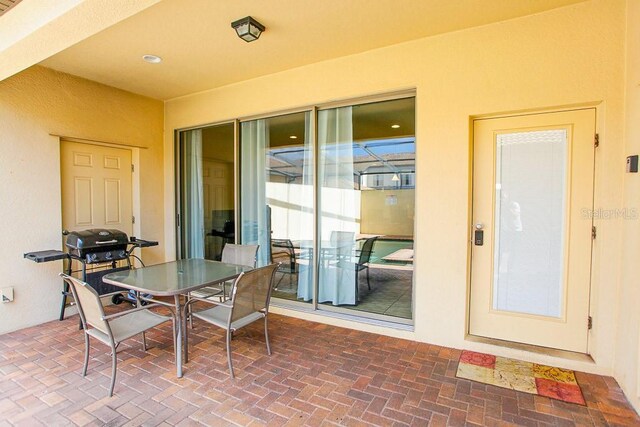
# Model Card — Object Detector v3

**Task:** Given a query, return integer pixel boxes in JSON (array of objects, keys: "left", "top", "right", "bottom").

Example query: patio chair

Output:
[
  {"left": 184, "top": 263, "right": 279, "bottom": 378},
  {"left": 190, "top": 243, "right": 259, "bottom": 300},
  {"left": 59, "top": 273, "right": 174, "bottom": 397},
  {"left": 337, "top": 236, "right": 378, "bottom": 298},
  {"left": 188, "top": 243, "right": 259, "bottom": 328},
  {"left": 270, "top": 238, "right": 298, "bottom": 288}
]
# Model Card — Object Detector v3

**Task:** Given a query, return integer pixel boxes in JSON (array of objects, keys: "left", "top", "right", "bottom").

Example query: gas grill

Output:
[
  {"left": 25, "top": 229, "right": 158, "bottom": 321},
  {"left": 66, "top": 229, "right": 130, "bottom": 264}
]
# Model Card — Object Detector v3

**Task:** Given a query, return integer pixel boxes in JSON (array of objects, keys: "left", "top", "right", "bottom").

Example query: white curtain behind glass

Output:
[
  {"left": 317, "top": 106, "right": 358, "bottom": 305},
  {"left": 240, "top": 120, "right": 269, "bottom": 266},
  {"left": 297, "top": 112, "right": 315, "bottom": 301},
  {"left": 183, "top": 129, "right": 204, "bottom": 259}
]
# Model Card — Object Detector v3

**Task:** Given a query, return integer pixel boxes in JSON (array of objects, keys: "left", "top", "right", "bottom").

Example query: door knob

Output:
[
  {"left": 62, "top": 229, "right": 70, "bottom": 235},
  {"left": 475, "top": 223, "right": 484, "bottom": 230}
]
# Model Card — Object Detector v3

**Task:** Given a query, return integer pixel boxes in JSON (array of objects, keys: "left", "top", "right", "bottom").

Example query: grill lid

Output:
[{"left": 66, "top": 229, "right": 129, "bottom": 252}]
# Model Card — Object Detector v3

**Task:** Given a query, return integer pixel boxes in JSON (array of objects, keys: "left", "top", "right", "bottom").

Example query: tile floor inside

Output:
[
  {"left": 272, "top": 267, "right": 413, "bottom": 320},
  {"left": 1, "top": 310, "right": 638, "bottom": 426}
]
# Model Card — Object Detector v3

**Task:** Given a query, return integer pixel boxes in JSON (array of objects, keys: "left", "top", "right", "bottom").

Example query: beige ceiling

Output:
[{"left": 40, "top": 0, "right": 585, "bottom": 101}]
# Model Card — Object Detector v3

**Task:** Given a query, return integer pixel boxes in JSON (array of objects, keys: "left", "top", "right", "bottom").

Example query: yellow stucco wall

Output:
[
  {"left": 164, "top": 0, "right": 627, "bottom": 379},
  {"left": 360, "top": 189, "right": 415, "bottom": 236},
  {"left": 0, "top": 65, "right": 164, "bottom": 334}
]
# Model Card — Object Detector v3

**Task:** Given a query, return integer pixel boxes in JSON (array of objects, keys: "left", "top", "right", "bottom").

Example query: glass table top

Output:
[{"left": 102, "top": 259, "right": 251, "bottom": 296}]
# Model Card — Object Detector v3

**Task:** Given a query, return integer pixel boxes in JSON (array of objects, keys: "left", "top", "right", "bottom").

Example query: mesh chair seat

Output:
[
  {"left": 86, "top": 310, "right": 171, "bottom": 345},
  {"left": 192, "top": 304, "right": 264, "bottom": 330}
]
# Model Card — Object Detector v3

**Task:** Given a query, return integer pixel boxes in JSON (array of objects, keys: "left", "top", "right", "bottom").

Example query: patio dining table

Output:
[{"left": 103, "top": 258, "right": 251, "bottom": 378}]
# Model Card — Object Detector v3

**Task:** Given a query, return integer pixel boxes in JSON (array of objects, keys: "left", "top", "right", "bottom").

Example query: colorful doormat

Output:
[{"left": 456, "top": 350, "right": 586, "bottom": 405}]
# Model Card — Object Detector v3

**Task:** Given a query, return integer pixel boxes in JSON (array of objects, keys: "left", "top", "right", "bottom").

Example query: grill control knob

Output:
[
  {"left": 87, "top": 253, "right": 97, "bottom": 262},
  {"left": 105, "top": 252, "right": 112, "bottom": 260},
  {"left": 118, "top": 250, "right": 126, "bottom": 259}
]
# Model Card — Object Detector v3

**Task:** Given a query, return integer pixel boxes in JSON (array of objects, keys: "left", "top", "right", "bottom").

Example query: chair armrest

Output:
[
  {"left": 185, "top": 296, "right": 233, "bottom": 310},
  {"left": 101, "top": 303, "right": 168, "bottom": 321},
  {"left": 139, "top": 296, "right": 176, "bottom": 309}
]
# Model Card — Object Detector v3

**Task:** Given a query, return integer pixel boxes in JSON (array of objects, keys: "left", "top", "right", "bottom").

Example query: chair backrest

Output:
[
  {"left": 221, "top": 243, "right": 259, "bottom": 267},
  {"left": 59, "top": 273, "right": 111, "bottom": 335},
  {"left": 270, "top": 238, "right": 295, "bottom": 267},
  {"left": 229, "top": 263, "right": 279, "bottom": 324},
  {"left": 358, "top": 236, "right": 378, "bottom": 265}
]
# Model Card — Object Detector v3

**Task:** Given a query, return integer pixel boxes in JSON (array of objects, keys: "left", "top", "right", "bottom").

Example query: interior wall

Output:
[
  {"left": 165, "top": 0, "right": 625, "bottom": 376},
  {"left": 614, "top": 0, "right": 640, "bottom": 413},
  {"left": 0, "top": 65, "right": 164, "bottom": 334},
  {"left": 360, "top": 189, "right": 415, "bottom": 236}
]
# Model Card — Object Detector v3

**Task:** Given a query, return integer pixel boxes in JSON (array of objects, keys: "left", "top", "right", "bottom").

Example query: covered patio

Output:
[
  {"left": 2, "top": 0, "right": 640, "bottom": 424},
  {"left": 1, "top": 311, "right": 638, "bottom": 426}
]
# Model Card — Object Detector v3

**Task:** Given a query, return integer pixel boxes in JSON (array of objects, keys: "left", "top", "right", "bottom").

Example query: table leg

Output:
[{"left": 174, "top": 294, "right": 183, "bottom": 378}]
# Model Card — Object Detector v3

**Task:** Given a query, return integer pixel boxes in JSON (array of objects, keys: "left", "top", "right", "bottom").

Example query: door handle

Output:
[{"left": 474, "top": 223, "right": 484, "bottom": 246}]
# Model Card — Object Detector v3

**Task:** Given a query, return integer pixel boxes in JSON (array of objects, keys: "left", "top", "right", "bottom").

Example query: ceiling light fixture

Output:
[
  {"left": 231, "top": 16, "right": 265, "bottom": 42},
  {"left": 142, "top": 54, "right": 162, "bottom": 64},
  {"left": 391, "top": 124, "right": 400, "bottom": 129},
  {"left": 391, "top": 173, "right": 400, "bottom": 182},
  {"left": 289, "top": 135, "right": 298, "bottom": 139}
]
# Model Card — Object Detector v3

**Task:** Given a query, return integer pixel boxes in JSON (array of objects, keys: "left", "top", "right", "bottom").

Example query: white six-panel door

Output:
[{"left": 61, "top": 141, "right": 133, "bottom": 237}]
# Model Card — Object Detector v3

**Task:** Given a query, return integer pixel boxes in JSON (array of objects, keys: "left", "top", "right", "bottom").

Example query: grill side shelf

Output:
[{"left": 24, "top": 250, "right": 69, "bottom": 263}]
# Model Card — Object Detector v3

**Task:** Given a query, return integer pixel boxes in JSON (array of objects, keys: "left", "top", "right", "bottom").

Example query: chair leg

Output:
[
  {"left": 171, "top": 318, "right": 177, "bottom": 365},
  {"left": 187, "top": 294, "right": 193, "bottom": 329},
  {"left": 184, "top": 307, "right": 190, "bottom": 364},
  {"left": 264, "top": 315, "right": 272, "bottom": 356},
  {"left": 109, "top": 343, "right": 117, "bottom": 397},
  {"left": 226, "top": 329, "right": 235, "bottom": 378},
  {"left": 82, "top": 333, "right": 90, "bottom": 377},
  {"left": 141, "top": 331, "right": 147, "bottom": 351}
]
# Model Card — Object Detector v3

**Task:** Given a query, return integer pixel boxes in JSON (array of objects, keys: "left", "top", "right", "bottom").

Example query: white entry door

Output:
[
  {"left": 469, "top": 109, "right": 596, "bottom": 353},
  {"left": 61, "top": 141, "right": 133, "bottom": 237}
]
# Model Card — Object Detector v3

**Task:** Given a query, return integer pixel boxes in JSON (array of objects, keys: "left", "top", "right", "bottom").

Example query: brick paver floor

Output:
[{"left": 1, "top": 310, "right": 638, "bottom": 426}]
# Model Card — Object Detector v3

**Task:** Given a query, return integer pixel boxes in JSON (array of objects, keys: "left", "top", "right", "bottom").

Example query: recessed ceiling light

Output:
[
  {"left": 289, "top": 135, "right": 298, "bottom": 139},
  {"left": 142, "top": 54, "right": 162, "bottom": 64},
  {"left": 391, "top": 124, "right": 400, "bottom": 129}
]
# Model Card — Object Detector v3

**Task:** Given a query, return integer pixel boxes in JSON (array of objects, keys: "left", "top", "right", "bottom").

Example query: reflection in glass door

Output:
[
  {"left": 239, "top": 112, "right": 314, "bottom": 303},
  {"left": 317, "top": 98, "right": 415, "bottom": 320},
  {"left": 178, "top": 123, "right": 235, "bottom": 260}
]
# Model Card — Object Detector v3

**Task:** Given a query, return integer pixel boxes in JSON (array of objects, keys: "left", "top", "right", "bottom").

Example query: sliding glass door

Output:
[
  {"left": 177, "top": 123, "right": 235, "bottom": 260},
  {"left": 240, "top": 112, "right": 314, "bottom": 303},
  {"left": 317, "top": 98, "right": 415, "bottom": 320},
  {"left": 176, "top": 95, "right": 416, "bottom": 323}
]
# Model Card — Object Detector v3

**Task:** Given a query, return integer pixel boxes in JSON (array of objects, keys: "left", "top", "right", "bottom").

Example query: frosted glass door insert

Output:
[{"left": 493, "top": 130, "right": 567, "bottom": 318}]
